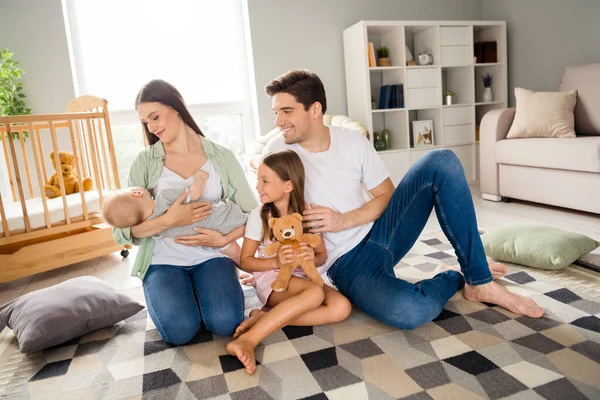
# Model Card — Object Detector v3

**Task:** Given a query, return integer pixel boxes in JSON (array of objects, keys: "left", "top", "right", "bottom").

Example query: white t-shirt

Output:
[
  {"left": 263, "top": 126, "right": 390, "bottom": 272},
  {"left": 244, "top": 206, "right": 273, "bottom": 259},
  {"left": 150, "top": 160, "right": 225, "bottom": 266}
]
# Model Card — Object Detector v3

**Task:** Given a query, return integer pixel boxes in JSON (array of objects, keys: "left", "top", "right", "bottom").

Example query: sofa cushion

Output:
[
  {"left": 507, "top": 88, "right": 577, "bottom": 139},
  {"left": 559, "top": 63, "right": 600, "bottom": 135},
  {"left": 495, "top": 136, "right": 600, "bottom": 173}
]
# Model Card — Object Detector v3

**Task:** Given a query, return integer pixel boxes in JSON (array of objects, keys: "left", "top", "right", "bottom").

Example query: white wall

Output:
[
  {"left": 482, "top": 0, "right": 600, "bottom": 106},
  {"left": 247, "top": 0, "right": 482, "bottom": 135},
  {"left": 0, "top": 0, "right": 76, "bottom": 114}
]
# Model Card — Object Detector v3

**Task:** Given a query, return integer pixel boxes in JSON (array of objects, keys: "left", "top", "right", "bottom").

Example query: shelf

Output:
[
  {"left": 376, "top": 149, "right": 408, "bottom": 154},
  {"left": 442, "top": 65, "right": 473, "bottom": 69},
  {"left": 475, "top": 101, "right": 503, "bottom": 106},
  {"left": 369, "top": 66, "right": 404, "bottom": 71},
  {"left": 409, "top": 145, "right": 442, "bottom": 151},
  {"left": 442, "top": 103, "right": 473, "bottom": 108},
  {"left": 474, "top": 63, "right": 503, "bottom": 67},
  {"left": 446, "top": 141, "right": 475, "bottom": 147},
  {"left": 407, "top": 106, "right": 440, "bottom": 111},
  {"left": 406, "top": 65, "right": 438, "bottom": 69},
  {"left": 372, "top": 108, "right": 406, "bottom": 113}
]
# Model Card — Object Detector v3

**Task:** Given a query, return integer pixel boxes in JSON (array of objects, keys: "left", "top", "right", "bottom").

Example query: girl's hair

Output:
[
  {"left": 135, "top": 79, "right": 205, "bottom": 145},
  {"left": 259, "top": 150, "right": 306, "bottom": 242}
]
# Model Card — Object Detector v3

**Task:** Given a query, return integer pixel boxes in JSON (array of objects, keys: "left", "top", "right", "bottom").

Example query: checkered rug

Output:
[{"left": 1, "top": 232, "right": 600, "bottom": 399}]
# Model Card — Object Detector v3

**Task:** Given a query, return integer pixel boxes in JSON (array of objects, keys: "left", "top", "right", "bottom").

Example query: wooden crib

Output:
[{"left": 0, "top": 96, "right": 129, "bottom": 283}]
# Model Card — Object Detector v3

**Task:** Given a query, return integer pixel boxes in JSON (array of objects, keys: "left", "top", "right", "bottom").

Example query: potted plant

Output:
[
  {"left": 481, "top": 73, "right": 493, "bottom": 102},
  {"left": 0, "top": 48, "right": 31, "bottom": 139},
  {"left": 376, "top": 46, "right": 391, "bottom": 67},
  {"left": 443, "top": 90, "right": 455, "bottom": 105}
]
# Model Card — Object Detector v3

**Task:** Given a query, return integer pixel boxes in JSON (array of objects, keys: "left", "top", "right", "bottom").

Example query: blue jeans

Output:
[
  {"left": 327, "top": 149, "right": 492, "bottom": 330},
  {"left": 143, "top": 257, "right": 244, "bottom": 345}
]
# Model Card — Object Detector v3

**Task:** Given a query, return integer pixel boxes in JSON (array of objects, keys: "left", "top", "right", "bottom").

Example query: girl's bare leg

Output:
[{"left": 226, "top": 277, "right": 324, "bottom": 374}]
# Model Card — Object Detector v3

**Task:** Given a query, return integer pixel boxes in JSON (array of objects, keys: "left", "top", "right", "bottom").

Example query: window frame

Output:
[{"left": 61, "top": 0, "right": 260, "bottom": 158}]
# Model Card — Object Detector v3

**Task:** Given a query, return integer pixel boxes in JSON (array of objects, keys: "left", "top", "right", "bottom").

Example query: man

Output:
[{"left": 263, "top": 69, "right": 543, "bottom": 329}]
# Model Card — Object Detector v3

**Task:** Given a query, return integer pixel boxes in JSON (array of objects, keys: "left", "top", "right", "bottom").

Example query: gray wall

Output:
[
  {"left": 482, "top": 0, "right": 600, "bottom": 106},
  {"left": 247, "top": 0, "right": 482, "bottom": 135},
  {"left": 0, "top": 0, "right": 75, "bottom": 114}
]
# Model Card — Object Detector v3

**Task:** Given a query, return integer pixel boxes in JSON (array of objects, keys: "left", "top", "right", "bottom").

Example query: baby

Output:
[{"left": 103, "top": 169, "right": 248, "bottom": 259}]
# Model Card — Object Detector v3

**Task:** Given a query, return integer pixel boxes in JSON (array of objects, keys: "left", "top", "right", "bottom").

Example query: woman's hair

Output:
[
  {"left": 259, "top": 150, "right": 306, "bottom": 242},
  {"left": 135, "top": 79, "right": 205, "bottom": 145},
  {"left": 264, "top": 69, "right": 327, "bottom": 114}
]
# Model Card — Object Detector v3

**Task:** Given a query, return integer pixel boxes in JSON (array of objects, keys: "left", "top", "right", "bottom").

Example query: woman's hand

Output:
[
  {"left": 276, "top": 245, "right": 296, "bottom": 267},
  {"left": 175, "top": 227, "right": 227, "bottom": 247},
  {"left": 165, "top": 190, "right": 212, "bottom": 227},
  {"left": 296, "top": 242, "right": 315, "bottom": 261}
]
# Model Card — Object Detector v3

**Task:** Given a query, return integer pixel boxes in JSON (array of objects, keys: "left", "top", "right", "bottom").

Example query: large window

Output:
[{"left": 63, "top": 0, "right": 257, "bottom": 182}]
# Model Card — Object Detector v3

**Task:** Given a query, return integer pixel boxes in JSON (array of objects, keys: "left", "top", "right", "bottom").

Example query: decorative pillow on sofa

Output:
[
  {"left": 507, "top": 88, "right": 577, "bottom": 139},
  {"left": 0, "top": 276, "right": 144, "bottom": 353},
  {"left": 482, "top": 225, "right": 599, "bottom": 271}
]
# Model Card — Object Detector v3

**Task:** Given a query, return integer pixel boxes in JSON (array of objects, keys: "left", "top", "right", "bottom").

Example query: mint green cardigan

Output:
[{"left": 112, "top": 138, "right": 258, "bottom": 280}]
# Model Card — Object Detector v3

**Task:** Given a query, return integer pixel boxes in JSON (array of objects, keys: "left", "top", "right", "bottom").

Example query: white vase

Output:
[{"left": 483, "top": 87, "right": 493, "bottom": 102}]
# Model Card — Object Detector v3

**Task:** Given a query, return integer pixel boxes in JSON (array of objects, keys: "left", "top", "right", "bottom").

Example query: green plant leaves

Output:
[{"left": 0, "top": 47, "right": 31, "bottom": 139}]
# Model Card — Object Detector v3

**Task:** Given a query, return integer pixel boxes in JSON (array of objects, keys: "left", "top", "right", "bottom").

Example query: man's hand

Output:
[{"left": 302, "top": 204, "right": 347, "bottom": 233}]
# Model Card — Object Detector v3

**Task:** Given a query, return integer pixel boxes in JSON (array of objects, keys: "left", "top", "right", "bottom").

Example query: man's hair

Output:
[{"left": 265, "top": 69, "right": 327, "bottom": 114}]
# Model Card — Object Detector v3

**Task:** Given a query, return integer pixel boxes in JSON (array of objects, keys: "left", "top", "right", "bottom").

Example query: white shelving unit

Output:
[{"left": 343, "top": 20, "right": 507, "bottom": 185}]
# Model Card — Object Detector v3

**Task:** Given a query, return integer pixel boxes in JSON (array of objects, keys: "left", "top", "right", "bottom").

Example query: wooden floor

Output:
[{"left": 1, "top": 183, "right": 599, "bottom": 304}]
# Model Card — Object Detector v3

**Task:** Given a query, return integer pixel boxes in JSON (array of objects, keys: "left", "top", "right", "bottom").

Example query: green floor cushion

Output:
[{"left": 482, "top": 225, "right": 600, "bottom": 270}]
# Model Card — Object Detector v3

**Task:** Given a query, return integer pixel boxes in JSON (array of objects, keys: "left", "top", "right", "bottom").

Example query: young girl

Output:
[{"left": 226, "top": 150, "right": 352, "bottom": 374}]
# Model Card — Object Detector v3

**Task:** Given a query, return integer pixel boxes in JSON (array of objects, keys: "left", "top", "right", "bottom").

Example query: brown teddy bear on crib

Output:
[
  {"left": 44, "top": 151, "right": 93, "bottom": 199},
  {"left": 264, "top": 213, "right": 323, "bottom": 292}
]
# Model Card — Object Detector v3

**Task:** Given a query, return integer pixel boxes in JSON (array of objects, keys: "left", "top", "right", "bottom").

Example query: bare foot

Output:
[
  {"left": 464, "top": 281, "right": 544, "bottom": 318},
  {"left": 487, "top": 257, "right": 508, "bottom": 279},
  {"left": 434, "top": 258, "right": 508, "bottom": 280},
  {"left": 226, "top": 339, "right": 256, "bottom": 375},
  {"left": 233, "top": 309, "right": 266, "bottom": 339}
]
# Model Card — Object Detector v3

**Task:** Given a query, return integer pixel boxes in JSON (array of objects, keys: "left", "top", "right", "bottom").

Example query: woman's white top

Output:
[{"left": 150, "top": 160, "right": 225, "bottom": 266}]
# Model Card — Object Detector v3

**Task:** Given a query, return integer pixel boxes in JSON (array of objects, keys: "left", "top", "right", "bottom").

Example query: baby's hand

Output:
[{"left": 194, "top": 169, "right": 209, "bottom": 181}]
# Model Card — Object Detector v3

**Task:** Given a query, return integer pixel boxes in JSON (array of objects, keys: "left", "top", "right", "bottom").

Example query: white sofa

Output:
[{"left": 480, "top": 63, "right": 600, "bottom": 214}]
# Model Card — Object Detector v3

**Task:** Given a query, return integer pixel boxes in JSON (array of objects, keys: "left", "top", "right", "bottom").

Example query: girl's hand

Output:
[
  {"left": 276, "top": 245, "right": 295, "bottom": 267},
  {"left": 175, "top": 227, "right": 227, "bottom": 247},
  {"left": 165, "top": 190, "right": 212, "bottom": 227},
  {"left": 297, "top": 242, "right": 315, "bottom": 261}
]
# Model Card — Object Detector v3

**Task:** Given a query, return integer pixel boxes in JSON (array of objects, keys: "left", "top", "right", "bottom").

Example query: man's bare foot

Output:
[
  {"left": 464, "top": 281, "right": 544, "bottom": 318},
  {"left": 226, "top": 339, "right": 256, "bottom": 375},
  {"left": 233, "top": 309, "right": 266, "bottom": 339},
  {"left": 434, "top": 258, "right": 508, "bottom": 280}
]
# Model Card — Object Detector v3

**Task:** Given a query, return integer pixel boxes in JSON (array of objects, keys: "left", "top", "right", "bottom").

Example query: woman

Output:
[{"left": 112, "top": 79, "right": 257, "bottom": 345}]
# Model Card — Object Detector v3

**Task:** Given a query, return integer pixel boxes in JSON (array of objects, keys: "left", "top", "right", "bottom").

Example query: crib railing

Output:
[{"left": 0, "top": 96, "right": 120, "bottom": 244}]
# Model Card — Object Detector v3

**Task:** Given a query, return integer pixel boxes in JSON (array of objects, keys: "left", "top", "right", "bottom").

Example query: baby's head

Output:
[{"left": 102, "top": 187, "right": 154, "bottom": 228}]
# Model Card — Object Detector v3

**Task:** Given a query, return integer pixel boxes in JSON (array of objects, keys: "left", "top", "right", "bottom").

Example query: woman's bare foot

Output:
[
  {"left": 226, "top": 339, "right": 257, "bottom": 375},
  {"left": 233, "top": 309, "right": 266, "bottom": 339},
  {"left": 464, "top": 281, "right": 544, "bottom": 318},
  {"left": 434, "top": 258, "right": 508, "bottom": 280}
]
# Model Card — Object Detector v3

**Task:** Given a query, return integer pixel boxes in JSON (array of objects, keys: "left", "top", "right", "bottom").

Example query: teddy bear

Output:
[
  {"left": 44, "top": 151, "right": 93, "bottom": 199},
  {"left": 264, "top": 213, "right": 323, "bottom": 292}
]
